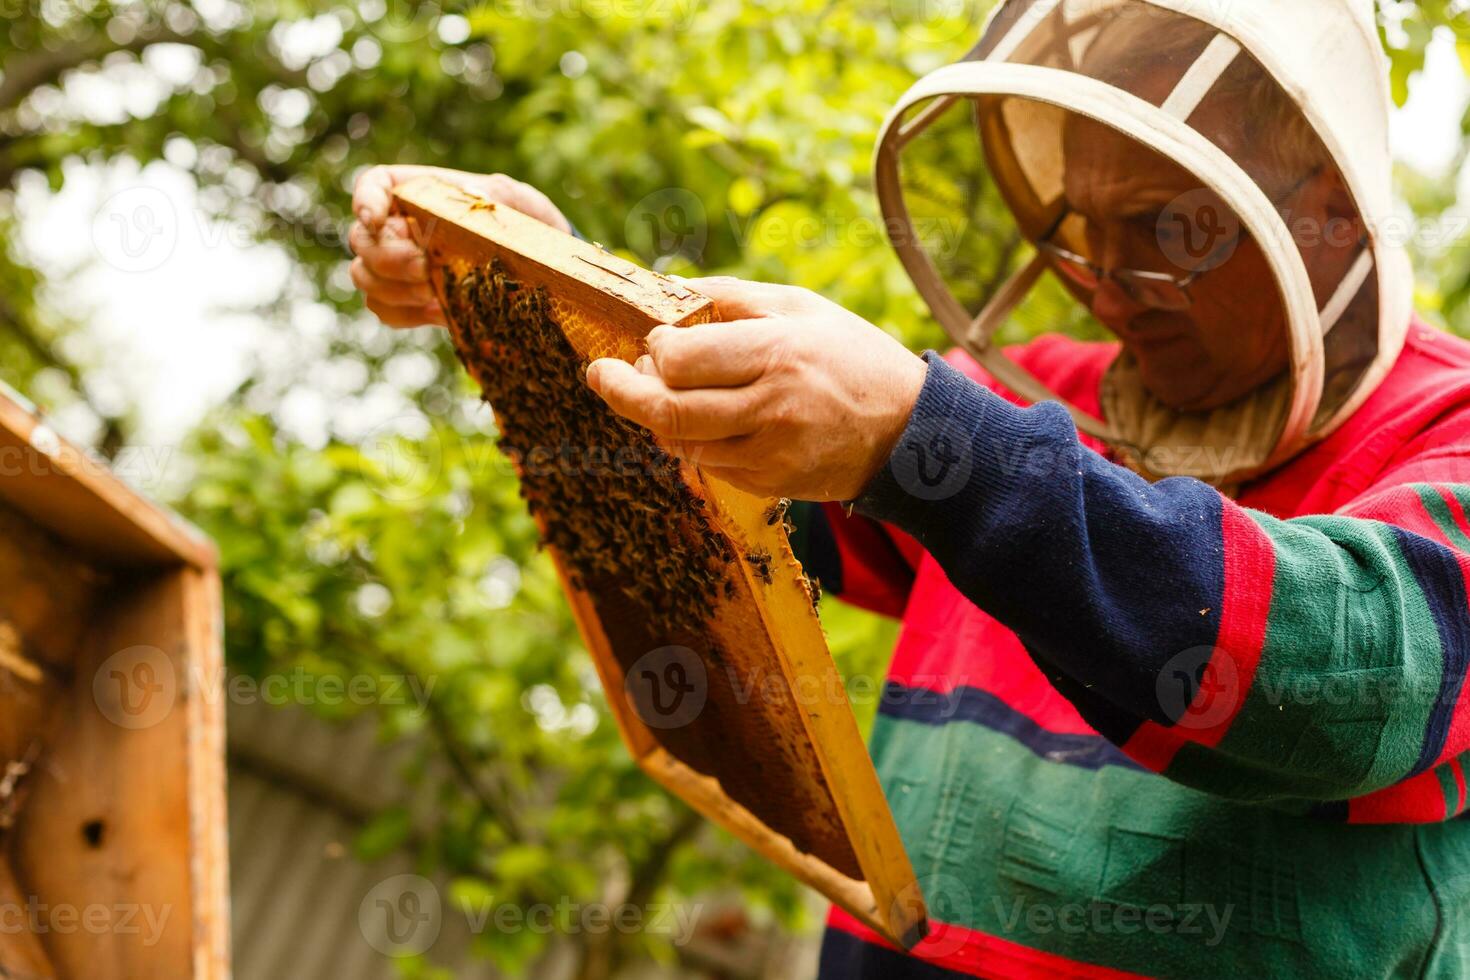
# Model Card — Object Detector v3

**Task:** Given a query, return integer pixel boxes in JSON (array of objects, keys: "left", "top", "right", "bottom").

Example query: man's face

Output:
[{"left": 1059, "top": 115, "right": 1296, "bottom": 412}]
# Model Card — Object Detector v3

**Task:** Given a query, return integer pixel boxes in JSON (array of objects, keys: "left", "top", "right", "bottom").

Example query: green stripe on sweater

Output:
[{"left": 1436, "top": 764, "right": 1459, "bottom": 819}]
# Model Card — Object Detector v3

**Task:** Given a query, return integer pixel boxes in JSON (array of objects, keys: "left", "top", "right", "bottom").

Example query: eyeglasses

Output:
[
  {"left": 1037, "top": 170, "right": 1322, "bottom": 312},
  {"left": 1037, "top": 233, "right": 1213, "bottom": 312}
]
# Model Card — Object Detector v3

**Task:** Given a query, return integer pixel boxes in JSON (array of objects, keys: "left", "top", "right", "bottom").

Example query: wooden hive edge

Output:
[
  {"left": 0, "top": 390, "right": 230, "bottom": 977},
  {"left": 394, "top": 177, "right": 711, "bottom": 332},
  {"left": 0, "top": 383, "right": 216, "bottom": 571}
]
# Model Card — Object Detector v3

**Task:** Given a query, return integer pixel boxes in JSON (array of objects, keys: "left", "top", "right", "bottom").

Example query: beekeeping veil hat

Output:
[{"left": 874, "top": 0, "right": 1411, "bottom": 485}]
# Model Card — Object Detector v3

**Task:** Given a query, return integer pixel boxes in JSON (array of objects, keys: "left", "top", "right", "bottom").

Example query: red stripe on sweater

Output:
[
  {"left": 1432, "top": 559, "right": 1470, "bottom": 767},
  {"left": 1347, "top": 768, "right": 1450, "bottom": 823},
  {"left": 819, "top": 502, "right": 914, "bottom": 619},
  {"left": 1121, "top": 504, "right": 1275, "bottom": 770},
  {"left": 826, "top": 907, "right": 1150, "bottom": 980},
  {"left": 1452, "top": 757, "right": 1466, "bottom": 815},
  {"left": 1194, "top": 504, "right": 1277, "bottom": 744},
  {"left": 1119, "top": 721, "right": 1183, "bottom": 773}
]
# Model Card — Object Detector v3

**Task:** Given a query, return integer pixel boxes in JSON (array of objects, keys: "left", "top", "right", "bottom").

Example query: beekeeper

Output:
[{"left": 350, "top": 1, "right": 1470, "bottom": 975}]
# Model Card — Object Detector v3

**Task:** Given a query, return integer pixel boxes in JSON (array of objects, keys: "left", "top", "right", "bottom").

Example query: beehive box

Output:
[
  {"left": 396, "top": 176, "right": 927, "bottom": 949},
  {"left": 0, "top": 386, "right": 229, "bottom": 979}
]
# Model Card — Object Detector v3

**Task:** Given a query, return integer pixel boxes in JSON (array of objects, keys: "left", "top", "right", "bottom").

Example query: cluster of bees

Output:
[{"left": 441, "top": 261, "right": 739, "bottom": 644}]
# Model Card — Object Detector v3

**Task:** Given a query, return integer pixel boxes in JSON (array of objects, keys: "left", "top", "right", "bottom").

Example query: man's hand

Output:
[
  {"left": 348, "top": 166, "right": 571, "bottom": 328},
  {"left": 584, "top": 276, "right": 928, "bottom": 502}
]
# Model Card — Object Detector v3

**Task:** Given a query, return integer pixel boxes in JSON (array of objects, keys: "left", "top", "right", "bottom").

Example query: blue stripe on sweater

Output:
[
  {"left": 819, "top": 925, "right": 966, "bottom": 979},
  {"left": 1393, "top": 527, "right": 1470, "bottom": 775},
  {"left": 879, "top": 681, "right": 1145, "bottom": 773}
]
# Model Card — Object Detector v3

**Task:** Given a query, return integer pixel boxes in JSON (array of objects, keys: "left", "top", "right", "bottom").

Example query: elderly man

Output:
[{"left": 350, "top": 1, "right": 1470, "bottom": 976}]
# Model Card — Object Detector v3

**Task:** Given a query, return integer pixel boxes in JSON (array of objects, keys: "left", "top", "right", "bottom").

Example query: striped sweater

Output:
[{"left": 800, "top": 320, "right": 1470, "bottom": 979}]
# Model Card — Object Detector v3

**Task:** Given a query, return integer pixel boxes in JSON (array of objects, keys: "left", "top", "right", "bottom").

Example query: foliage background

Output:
[{"left": 2, "top": 1, "right": 1468, "bottom": 976}]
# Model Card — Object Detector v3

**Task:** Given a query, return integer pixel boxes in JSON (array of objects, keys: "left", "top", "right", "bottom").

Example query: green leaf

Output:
[
  {"left": 354, "top": 807, "right": 412, "bottom": 861},
  {"left": 728, "top": 176, "right": 765, "bottom": 216}
]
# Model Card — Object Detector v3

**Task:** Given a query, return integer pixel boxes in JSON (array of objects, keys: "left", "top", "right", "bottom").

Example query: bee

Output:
[
  {"left": 744, "top": 548, "right": 773, "bottom": 585},
  {"left": 713, "top": 535, "right": 734, "bottom": 564},
  {"left": 763, "top": 498, "right": 791, "bottom": 526}
]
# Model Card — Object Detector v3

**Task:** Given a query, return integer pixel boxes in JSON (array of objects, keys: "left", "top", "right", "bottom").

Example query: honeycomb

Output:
[
  {"left": 444, "top": 261, "right": 736, "bottom": 636},
  {"left": 441, "top": 260, "right": 862, "bottom": 878}
]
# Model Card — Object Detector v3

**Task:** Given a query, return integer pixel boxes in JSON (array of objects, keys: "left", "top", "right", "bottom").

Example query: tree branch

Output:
[
  {"left": 623, "top": 806, "right": 703, "bottom": 912},
  {"left": 365, "top": 648, "right": 530, "bottom": 845},
  {"left": 0, "top": 290, "right": 126, "bottom": 455},
  {"left": 575, "top": 806, "right": 705, "bottom": 980},
  {"left": 420, "top": 688, "right": 529, "bottom": 843}
]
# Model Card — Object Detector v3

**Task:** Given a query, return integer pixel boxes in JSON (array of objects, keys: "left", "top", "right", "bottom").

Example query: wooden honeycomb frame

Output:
[{"left": 395, "top": 176, "right": 926, "bottom": 949}]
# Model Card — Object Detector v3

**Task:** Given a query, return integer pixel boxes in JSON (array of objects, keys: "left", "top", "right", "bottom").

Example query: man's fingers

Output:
[
  {"left": 366, "top": 295, "right": 445, "bottom": 329},
  {"left": 350, "top": 215, "right": 418, "bottom": 251},
  {"left": 681, "top": 275, "right": 808, "bottom": 321},
  {"left": 349, "top": 214, "right": 426, "bottom": 274},
  {"left": 586, "top": 358, "right": 759, "bottom": 441},
  {"left": 472, "top": 174, "right": 573, "bottom": 233},
  {"left": 668, "top": 434, "right": 763, "bottom": 470},
  {"left": 634, "top": 354, "right": 661, "bottom": 377},
  {"left": 645, "top": 321, "right": 779, "bottom": 388},
  {"left": 351, "top": 258, "right": 438, "bottom": 308},
  {"left": 377, "top": 214, "right": 417, "bottom": 242},
  {"left": 353, "top": 165, "right": 462, "bottom": 229},
  {"left": 350, "top": 230, "right": 429, "bottom": 282},
  {"left": 352, "top": 165, "right": 398, "bottom": 231}
]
